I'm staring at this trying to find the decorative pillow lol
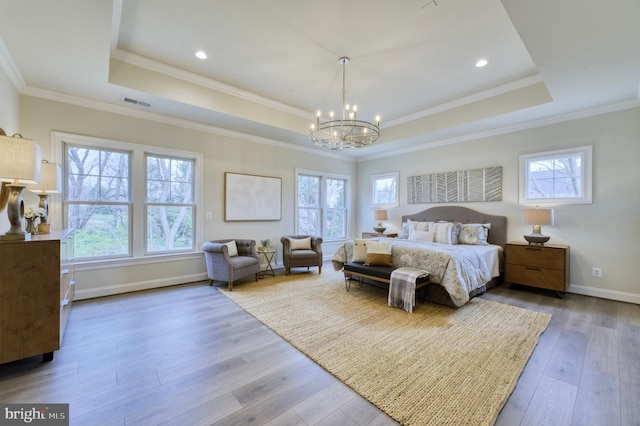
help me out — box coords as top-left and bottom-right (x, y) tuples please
(364, 240), (393, 267)
(402, 219), (432, 239)
(289, 237), (312, 250)
(352, 238), (368, 263)
(458, 223), (491, 245)
(224, 240), (238, 257)
(428, 222), (461, 245)
(411, 230), (435, 242)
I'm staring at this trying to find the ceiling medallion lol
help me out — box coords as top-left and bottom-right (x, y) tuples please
(309, 57), (380, 150)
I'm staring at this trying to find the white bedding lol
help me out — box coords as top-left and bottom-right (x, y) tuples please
(332, 238), (503, 307)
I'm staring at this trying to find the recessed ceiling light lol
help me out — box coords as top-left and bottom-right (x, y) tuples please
(475, 59), (488, 68)
(194, 50), (207, 60)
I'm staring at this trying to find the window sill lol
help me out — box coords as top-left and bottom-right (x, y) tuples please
(75, 252), (204, 272)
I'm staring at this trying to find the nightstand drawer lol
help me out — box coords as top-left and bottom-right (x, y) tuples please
(506, 264), (567, 291)
(506, 245), (565, 270)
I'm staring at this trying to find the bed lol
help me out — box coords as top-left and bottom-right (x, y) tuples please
(332, 206), (507, 307)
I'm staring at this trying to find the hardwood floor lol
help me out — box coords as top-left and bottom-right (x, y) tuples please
(1, 265), (638, 425)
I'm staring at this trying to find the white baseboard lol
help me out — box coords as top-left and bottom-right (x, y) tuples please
(568, 284), (640, 305)
(74, 272), (209, 300)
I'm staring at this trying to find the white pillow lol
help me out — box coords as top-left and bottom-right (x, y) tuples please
(402, 220), (433, 239)
(364, 240), (393, 267)
(411, 230), (435, 242)
(458, 223), (491, 245)
(224, 240), (238, 256)
(428, 222), (460, 245)
(352, 238), (368, 263)
(289, 237), (312, 250)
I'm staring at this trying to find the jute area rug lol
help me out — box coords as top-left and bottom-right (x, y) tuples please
(220, 269), (550, 426)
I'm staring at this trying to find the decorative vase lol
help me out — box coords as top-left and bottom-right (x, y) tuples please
(37, 223), (51, 234)
(25, 217), (38, 234)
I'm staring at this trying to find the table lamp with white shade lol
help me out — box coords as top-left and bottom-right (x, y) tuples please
(0, 130), (42, 240)
(28, 160), (62, 234)
(522, 207), (554, 245)
(373, 209), (388, 233)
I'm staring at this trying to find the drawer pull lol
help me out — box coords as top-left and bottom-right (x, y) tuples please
(525, 247), (542, 251)
(526, 267), (542, 271)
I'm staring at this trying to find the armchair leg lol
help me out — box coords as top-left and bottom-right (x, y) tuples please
(228, 281), (233, 291)
(318, 265), (322, 274)
(209, 279), (213, 286)
(285, 267), (290, 276)
(255, 273), (259, 281)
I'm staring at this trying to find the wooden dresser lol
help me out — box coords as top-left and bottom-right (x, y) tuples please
(506, 241), (569, 297)
(0, 229), (75, 364)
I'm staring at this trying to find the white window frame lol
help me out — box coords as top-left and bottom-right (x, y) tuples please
(519, 145), (592, 205)
(371, 172), (399, 208)
(295, 168), (350, 241)
(52, 132), (204, 266)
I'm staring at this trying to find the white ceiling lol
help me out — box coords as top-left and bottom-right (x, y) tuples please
(1, 0), (639, 159)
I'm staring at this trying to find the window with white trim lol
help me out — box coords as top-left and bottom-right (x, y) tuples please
(371, 172), (398, 208)
(519, 145), (592, 204)
(296, 170), (348, 240)
(58, 133), (202, 261)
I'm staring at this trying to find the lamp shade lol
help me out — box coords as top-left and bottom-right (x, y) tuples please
(374, 209), (388, 221)
(522, 208), (554, 226)
(0, 134), (42, 184)
(28, 161), (61, 193)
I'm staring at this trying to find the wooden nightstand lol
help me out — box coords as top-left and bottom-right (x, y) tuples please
(361, 232), (398, 238)
(506, 241), (570, 297)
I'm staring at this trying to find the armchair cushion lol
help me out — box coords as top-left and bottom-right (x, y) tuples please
(224, 240), (238, 256)
(288, 237), (311, 250)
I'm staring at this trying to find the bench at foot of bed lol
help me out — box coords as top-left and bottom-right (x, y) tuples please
(342, 262), (431, 301)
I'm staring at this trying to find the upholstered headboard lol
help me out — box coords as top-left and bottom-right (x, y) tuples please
(401, 206), (507, 250)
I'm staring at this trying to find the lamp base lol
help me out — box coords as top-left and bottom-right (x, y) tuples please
(523, 234), (550, 245)
(373, 227), (387, 233)
(1, 232), (31, 241)
(38, 223), (51, 234)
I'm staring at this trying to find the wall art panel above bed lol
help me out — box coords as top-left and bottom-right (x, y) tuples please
(407, 166), (502, 204)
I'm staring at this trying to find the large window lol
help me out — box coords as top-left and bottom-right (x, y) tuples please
(145, 155), (195, 254)
(519, 146), (592, 204)
(296, 170), (348, 240)
(67, 146), (131, 258)
(57, 133), (202, 262)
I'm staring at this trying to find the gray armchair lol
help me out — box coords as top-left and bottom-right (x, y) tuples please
(280, 235), (323, 276)
(202, 239), (260, 290)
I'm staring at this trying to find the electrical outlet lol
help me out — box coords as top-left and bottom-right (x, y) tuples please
(206, 211), (212, 220)
(592, 267), (602, 278)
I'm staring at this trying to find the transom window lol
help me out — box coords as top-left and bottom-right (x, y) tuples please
(371, 172), (398, 208)
(519, 145), (592, 204)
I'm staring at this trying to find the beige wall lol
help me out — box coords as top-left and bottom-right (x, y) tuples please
(19, 96), (357, 299)
(357, 107), (640, 303)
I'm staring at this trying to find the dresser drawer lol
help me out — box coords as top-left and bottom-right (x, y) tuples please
(507, 245), (566, 270)
(506, 264), (567, 291)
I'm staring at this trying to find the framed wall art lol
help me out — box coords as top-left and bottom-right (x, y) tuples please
(224, 172), (282, 221)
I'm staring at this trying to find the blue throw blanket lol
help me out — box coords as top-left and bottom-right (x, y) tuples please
(389, 267), (429, 313)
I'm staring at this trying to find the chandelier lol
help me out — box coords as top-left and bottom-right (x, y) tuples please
(309, 57), (380, 150)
